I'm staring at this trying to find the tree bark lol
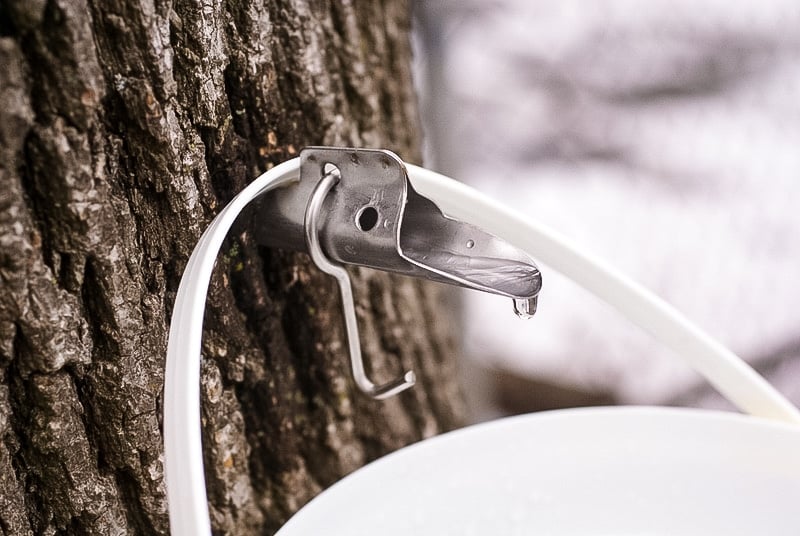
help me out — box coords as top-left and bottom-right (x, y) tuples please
(0, 1), (465, 534)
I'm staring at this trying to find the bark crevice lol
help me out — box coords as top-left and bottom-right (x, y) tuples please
(0, 1), (464, 534)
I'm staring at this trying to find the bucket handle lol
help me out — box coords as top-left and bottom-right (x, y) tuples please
(163, 152), (800, 536)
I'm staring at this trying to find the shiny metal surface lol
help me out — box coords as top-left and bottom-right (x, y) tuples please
(253, 147), (542, 302)
(304, 171), (416, 400)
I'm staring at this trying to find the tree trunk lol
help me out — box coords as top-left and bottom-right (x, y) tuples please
(0, 1), (465, 534)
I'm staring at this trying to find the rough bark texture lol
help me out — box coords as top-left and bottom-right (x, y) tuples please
(0, 1), (465, 534)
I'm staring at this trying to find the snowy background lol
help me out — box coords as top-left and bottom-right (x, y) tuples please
(412, 0), (800, 420)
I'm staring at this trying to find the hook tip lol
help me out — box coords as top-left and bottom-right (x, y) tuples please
(370, 370), (417, 400)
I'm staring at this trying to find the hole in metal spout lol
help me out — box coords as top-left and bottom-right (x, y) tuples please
(356, 206), (379, 232)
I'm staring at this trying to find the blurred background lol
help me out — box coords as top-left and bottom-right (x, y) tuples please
(411, 0), (800, 421)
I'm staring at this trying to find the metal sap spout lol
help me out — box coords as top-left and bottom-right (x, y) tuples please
(252, 147), (543, 313)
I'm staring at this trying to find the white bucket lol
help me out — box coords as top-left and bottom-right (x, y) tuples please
(164, 160), (800, 535)
(277, 406), (800, 535)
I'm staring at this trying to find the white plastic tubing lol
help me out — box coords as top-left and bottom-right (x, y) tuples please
(164, 158), (300, 536)
(164, 157), (800, 535)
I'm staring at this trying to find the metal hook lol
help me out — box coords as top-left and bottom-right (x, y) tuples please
(303, 167), (416, 400)
(250, 146), (540, 400)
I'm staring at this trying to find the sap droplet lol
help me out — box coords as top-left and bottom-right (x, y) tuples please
(513, 297), (538, 319)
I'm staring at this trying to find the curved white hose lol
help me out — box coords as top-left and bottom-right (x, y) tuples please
(407, 164), (800, 425)
(164, 157), (800, 535)
(164, 158), (300, 536)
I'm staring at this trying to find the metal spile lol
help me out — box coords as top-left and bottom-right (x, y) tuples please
(252, 147), (542, 399)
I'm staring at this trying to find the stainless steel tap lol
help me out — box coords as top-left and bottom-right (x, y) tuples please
(251, 147), (542, 398)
